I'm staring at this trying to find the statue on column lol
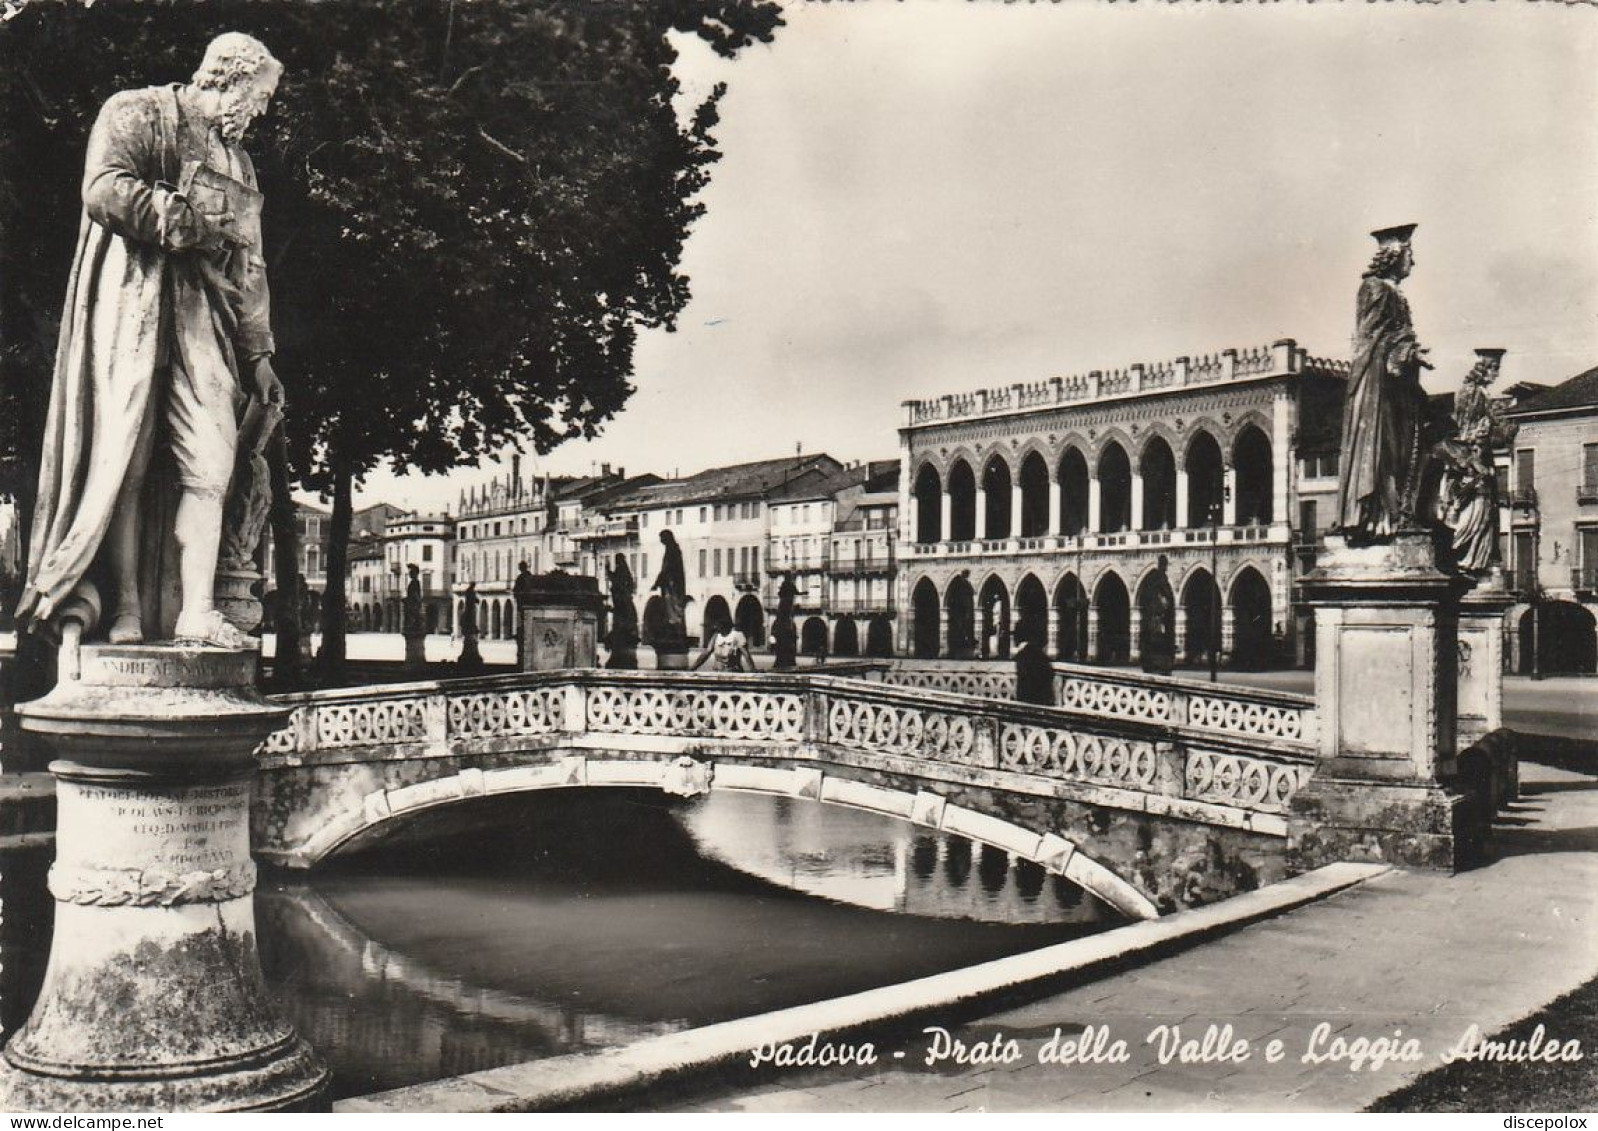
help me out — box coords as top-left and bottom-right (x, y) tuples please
(1334, 224), (1434, 543)
(771, 571), (799, 671)
(605, 553), (639, 669)
(651, 531), (689, 650)
(1434, 349), (1516, 576)
(402, 564), (423, 634)
(12, 34), (285, 649)
(457, 581), (483, 669)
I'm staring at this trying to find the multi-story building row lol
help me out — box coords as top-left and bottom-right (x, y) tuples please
(598, 453), (844, 649)
(450, 459), (659, 640)
(253, 348), (1596, 673)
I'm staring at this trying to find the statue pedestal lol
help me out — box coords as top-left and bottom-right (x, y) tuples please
(0, 644), (326, 1111)
(457, 631), (483, 670)
(403, 631), (426, 673)
(1287, 534), (1486, 872)
(1456, 580), (1512, 749)
(605, 636), (639, 671)
(1457, 579), (1517, 808)
(516, 574), (602, 672)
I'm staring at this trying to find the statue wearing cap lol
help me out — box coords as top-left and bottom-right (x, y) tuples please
(1335, 224), (1434, 542)
(1435, 348), (1516, 575)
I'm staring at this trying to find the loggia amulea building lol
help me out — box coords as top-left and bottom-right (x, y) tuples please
(896, 339), (1352, 669)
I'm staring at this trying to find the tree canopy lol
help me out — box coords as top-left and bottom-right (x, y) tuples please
(0, 0), (782, 505)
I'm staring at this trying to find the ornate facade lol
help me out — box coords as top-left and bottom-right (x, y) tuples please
(896, 338), (1350, 669)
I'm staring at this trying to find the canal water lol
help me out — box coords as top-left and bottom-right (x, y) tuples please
(2, 790), (1120, 1103)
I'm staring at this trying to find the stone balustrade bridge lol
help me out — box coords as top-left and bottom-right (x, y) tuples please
(254, 662), (1320, 920)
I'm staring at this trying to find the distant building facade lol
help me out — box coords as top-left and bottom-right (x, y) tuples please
(451, 461), (652, 641)
(618, 455), (843, 647)
(767, 460), (900, 658)
(346, 502), (407, 631)
(261, 501), (331, 629)
(381, 511), (455, 634)
(825, 461), (900, 658)
(1502, 366), (1598, 674)
(897, 338), (1350, 668)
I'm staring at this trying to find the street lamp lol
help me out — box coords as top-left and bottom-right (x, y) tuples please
(1529, 523), (1544, 681)
(1210, 479), (1230, 684)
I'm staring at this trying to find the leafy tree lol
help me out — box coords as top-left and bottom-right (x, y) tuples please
(0, 0), (781, 677)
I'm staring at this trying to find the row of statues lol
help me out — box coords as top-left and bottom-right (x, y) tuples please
(5, 33), (1511, 655)
(602, 536), (804, 671)
(1335, 223), (1516, 576)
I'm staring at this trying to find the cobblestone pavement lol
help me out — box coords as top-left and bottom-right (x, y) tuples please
(668, 761), (1598, 1112)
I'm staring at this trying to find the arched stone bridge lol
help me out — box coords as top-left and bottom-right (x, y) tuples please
(253, 667), (1319, 920)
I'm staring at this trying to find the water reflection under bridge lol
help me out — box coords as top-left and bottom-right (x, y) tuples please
(258, 790), (1116, 1100)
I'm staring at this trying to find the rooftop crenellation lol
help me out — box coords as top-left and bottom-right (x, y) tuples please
(902, 338), (1343, 427)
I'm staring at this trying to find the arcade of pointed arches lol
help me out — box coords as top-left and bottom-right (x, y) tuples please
(906, 559), (1278, 669)
(912, 418), (1277, 545)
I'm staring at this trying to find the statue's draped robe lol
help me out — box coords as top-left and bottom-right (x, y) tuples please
(608, 559), (638, 642)
(653, 543), (687, 636)
(1335, 274), (1426, 540)
(15, 85), (272, 637)
(1436, 382), (1502, 574)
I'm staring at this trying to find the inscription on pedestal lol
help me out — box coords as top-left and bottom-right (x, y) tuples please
(57, 781), (250, 879)
(80, 647), (256, 690)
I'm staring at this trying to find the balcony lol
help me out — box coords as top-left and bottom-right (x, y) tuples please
(1579, 481), (1598, 506)
(829, 597), (897, 617)
(732, 571), (762, 592)
(920, 525), (1288, 557)
(826, 552), (896, 577)
(1574, 567), (1598, 594)
(834, 517), (894, 534)
(572, 515), (639, 542)
(767, 550), (832, 574)
(1510, 486), (1539, 511)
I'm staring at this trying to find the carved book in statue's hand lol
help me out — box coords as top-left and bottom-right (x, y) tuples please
(178, 159), (263, 251)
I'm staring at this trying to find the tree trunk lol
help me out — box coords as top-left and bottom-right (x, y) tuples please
(316, 463), (353, 678)
(266, 428), (304, 690)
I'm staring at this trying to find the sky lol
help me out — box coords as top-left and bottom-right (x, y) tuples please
(345, 0), (1598, 513)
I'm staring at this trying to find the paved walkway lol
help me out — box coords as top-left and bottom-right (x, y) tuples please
(668, 760), (1598, 1112)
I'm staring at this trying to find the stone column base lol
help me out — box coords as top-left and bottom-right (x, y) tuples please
(1287, 774), (1485, 873)
(1, 644), (327, 1112)
(1, 1033), (326, 1113)
(403, 633), (427, 670)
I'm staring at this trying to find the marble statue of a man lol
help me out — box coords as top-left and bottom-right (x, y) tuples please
(1334, 223), (1433, 542)
(14, 33), (284, 648)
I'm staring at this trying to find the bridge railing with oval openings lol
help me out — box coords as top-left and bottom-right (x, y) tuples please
(258, 665), (1315, 821)
(836, 659), (1318, 752)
